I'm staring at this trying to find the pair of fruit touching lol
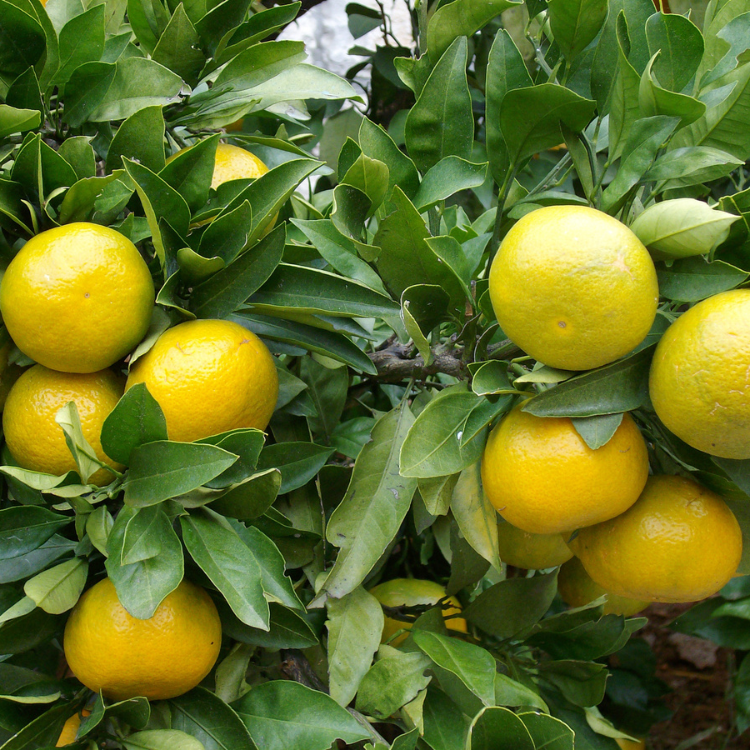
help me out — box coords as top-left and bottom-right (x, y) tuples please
(484, 205), (744, 607)
(491, 205), (750, 461)
(0, 143), (278, 485)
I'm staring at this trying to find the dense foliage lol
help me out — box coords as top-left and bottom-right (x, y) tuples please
(1, 0), (750, 747)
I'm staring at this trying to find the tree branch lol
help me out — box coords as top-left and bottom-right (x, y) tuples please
(368, 344), (467, 382)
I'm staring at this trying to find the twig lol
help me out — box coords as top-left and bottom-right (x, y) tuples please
(368, 344), (467, 381)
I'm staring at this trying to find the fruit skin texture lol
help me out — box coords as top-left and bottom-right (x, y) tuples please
(481, 405), (649, 535)
(3, 365), (124, 485)
(126, 319), (278, 442)
(212, 142), (269, 188)
(370, 578), (467, 646)
(56, 710), (90, 747)
(571, 475), (742, 603)
(64, 578), (222, 701)
(649, 289), (750, 459)
(489, 205), (658, 371)
(558, 557), (648, 616)
(496, 519), (573, 569)
(0, 223), (154, 373)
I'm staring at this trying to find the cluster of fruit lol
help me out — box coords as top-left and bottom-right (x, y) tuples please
(483, 205), (745, 608)
(0, 145), (279, 707)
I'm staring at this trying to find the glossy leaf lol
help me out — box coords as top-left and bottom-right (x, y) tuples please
(548, 0), (607, 62)
(101, 383), (168, 466)
(23, 558), (87, 615)
(326, 586), (384, 707)
(405, 38), (473, 173)
(467, 706), (535, 750)
(181, 509), (269, 629)
(234, 681), (368, 750)
(523, 346), (655, 418)
(413, 158), (488, 212)
(571, 413), (624, 450)
(123, 441), (238, 507)
(319, 404), (416, 601)
(0, 507), (70, 560)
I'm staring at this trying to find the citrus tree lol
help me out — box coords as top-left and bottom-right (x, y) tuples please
(0, 0), (750, 748)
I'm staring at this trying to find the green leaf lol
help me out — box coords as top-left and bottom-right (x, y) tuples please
(413, 158), (488, 212)
(450, 461), (501, 570)
(413, 630), (495, 706)
(522, 345), (654, 417)
(463, 571), (559, 637)
(657, 256), (750, 302)
(58, 173), (120, 224)
(630, 198), (739, 259)
(485, 29), (532, 185)
(400, 388), (485, 478)
(645, 11), (704, 93)
(53, 5), (105, 86)
(646, 146), (743, 186)
(101, 383), (168, 466)
(341, 153), (389, 215)
(62, 61), (116, 127)
(300, 356), (348, 443)
(152, 4), (205, 85)
(639, 55), (706, 127)
(548, 0), (607, 62)
(125, 158), (191, 264)
(217, 4), (301, 62)
(471, 361), (514, 396)
(495, 675), (549, 711)
(198, 429), (266, 489)
(0, 535), (76, 585)
(571, 413), (624, 449)
(426, 0), (521, 61)
(292, 219), (387, 294)
(500, 84), (596, 166)
(210, 469), (281, 521)
(199, 201), (254, 265)
(234, 681), (369, 750)
(359, 117), (420, 199)
(107, 105), (166, 173)
(355, 647), (432, 720)
(23, 558), (87, 615)
(233, 313), (377, 374)
(249, 263), (399, 319)
(160, 134), (218, 215)
(256, 442), (333, 494)
(405, 37), (473, 173)
(467, 706), (535, 750)
(319, 404), (417, 601)
(106, 505), (183, 618)
(221, 600), (316, 649)
(56, 400), (113, 484)
(121, 505), (172, 564)
(418, 474), (458, 517)
(181, 508), (269, 629)
(0, 702), (74, 750)
(122, 729), (205, 750)
(0, 104), (40, 139)
(195, 0), (253, 54)
(518, 713), (573, 748)
(87, 57), (184, 122)
(169, 687), (258, 750)
(0, 0), (46, 90)
(326, 586), (384, 707)
(423, 687), (469, 750)
(0, 507), (70, 560)
(123, 441), (238, 507)
(190, 225), (285, 318)
(540, 661), (608, 707)
(673, 61), (750, 162)
(374, 188), (467, 312)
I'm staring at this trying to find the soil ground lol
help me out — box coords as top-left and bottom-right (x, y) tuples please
(639, 604), (749, 749)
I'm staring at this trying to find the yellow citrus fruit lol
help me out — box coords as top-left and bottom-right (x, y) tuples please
(55, 710), (90, 747)
(570, 475), (742, 603)
(0, 223), (154, 373)
(126, 319), (278, 442)
(496, 519), (573, 569)
(370, 578), (467, 646)
(617, 739), (646, 750)
(0, 342), (23, 411)
(489, 206), (658, 371)
(64, 578), (222, 701)
(650, 289), (750, 459)
(481, 405), (649, 534)
(3, 365), (124, 485)
(558, 557), (648, 616)
(212, 142), (269, 188)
